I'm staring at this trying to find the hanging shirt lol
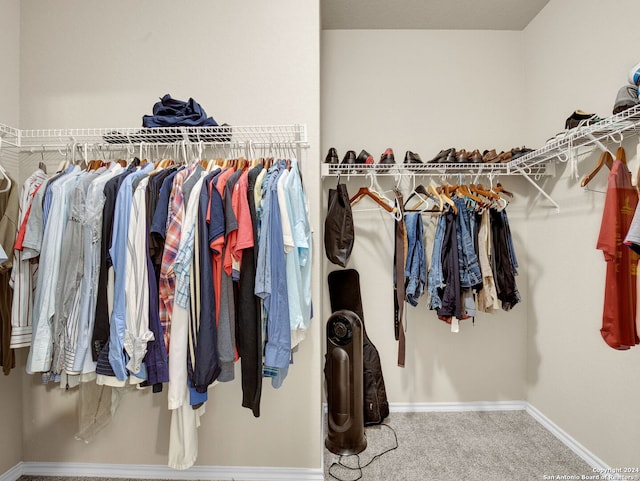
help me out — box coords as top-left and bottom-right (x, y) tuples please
(490, 208), (521, 311)
(53, 170), (100, 376)
(262, 164), (291, 373)
(104, 163), (153, 382)
(9, 168), (48, 349)
(437, 209), (462, 322)
(476, 209), (500, 313)
(215, 167), (240, 382)
(597, 158), (639, 349)
(170, 170), (206, 410)
(28, 167), (81, 374)
(92, 163), (138, 363)
(159, 166), (193, 352)
(230, 170), (254, 280)
(124, 176), (154, 375)
(286, 159), (312, 330)
(0, 175), (19, 374)
(72, 164), (123, 376)
(192, 169), (221, 394)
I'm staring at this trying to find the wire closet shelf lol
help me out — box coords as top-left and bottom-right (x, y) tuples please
(0, 124), (309, 151)
(321, 103), (640, 179)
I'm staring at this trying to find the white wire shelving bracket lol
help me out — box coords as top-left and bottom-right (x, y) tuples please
(0, 124), (309, 154)
(320, 104), (640, 212)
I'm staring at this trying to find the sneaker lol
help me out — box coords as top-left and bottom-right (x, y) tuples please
(564, 110), (602, 130)
(612, 84), (639, 115)
(629, 61), (640, 86)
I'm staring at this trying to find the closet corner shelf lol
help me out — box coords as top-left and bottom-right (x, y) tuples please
(321, 104), (640, 212)
(0, 123), (309, 150)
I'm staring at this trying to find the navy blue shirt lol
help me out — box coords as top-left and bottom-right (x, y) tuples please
(191, 171), (223, 392)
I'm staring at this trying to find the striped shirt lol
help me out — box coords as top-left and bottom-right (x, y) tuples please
(9, 169), (48, 348)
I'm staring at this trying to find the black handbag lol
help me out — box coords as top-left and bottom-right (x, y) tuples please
(324, 182), (355, 267)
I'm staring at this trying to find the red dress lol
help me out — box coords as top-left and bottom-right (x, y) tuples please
(597, 158), (640, 349)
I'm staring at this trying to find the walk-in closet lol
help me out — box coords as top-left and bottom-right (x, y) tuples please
(0, 1), (639, 480)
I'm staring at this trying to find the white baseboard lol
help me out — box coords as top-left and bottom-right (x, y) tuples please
(20, 462), (324, 480)
(0, 401), (611, 481)
(389, 400), (528, 412)
(525, 404), (609, 473)
(0, 463), (22, 481)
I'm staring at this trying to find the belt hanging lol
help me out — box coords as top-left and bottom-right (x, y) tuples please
(393, 189), (406, 367)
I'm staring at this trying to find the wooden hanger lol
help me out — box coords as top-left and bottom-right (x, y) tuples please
(470, 183), (499, 200)
(493, 182), (514, 198)
(349, 186), (395, 213)
(580, 151), (613, 187)
(457, 184), (483, 204)
(428, 184), (444, 211)
(437, 185), (458, 214)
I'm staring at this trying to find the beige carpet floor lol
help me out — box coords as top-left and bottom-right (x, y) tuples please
(19, 410), (596, 481)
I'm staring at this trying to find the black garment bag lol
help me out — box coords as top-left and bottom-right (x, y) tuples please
(324, 182), (355, 267)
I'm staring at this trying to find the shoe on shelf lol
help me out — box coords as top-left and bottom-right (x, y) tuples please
(404, 151), (423, 164)
(325, 147), (339, 164)
(378, 148), (395, 173)
(356, 149), (374, 166)
(442, 149), (456, 163)
(564, 110), (602, 130)
(612, 84), (639, 115)
(498, 151), (512, 163)
(510, 146), (534, 161)
(469, 149), (483, 163)
(455, 149), (469, 162)
(341, 150), (357, 167)
(482, 149), (499, 163)
(429, 147), (454, 163)
(629, 61), (640, 86)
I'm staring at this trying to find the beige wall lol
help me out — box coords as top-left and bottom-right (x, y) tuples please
(0, 0), (24, 475)
(5, 0), (640, 474)
(523, 0), (640, 467)
(321, 29), (529, 403)
(18, 0), (321, 469)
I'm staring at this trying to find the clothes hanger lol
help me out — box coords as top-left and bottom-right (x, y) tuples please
(492, 182), (514, 198)
(349, 186), (395, 213)
(437, 184), (458, 214)
(458, 184), (483, 204)
(615, 146), (627, 165)
(0, 139), (11, 193)
(405, 182), (440, 212)
(470, 183), (499, 200)
(428, 183), (444, 210)
(580, 150), (614, 188)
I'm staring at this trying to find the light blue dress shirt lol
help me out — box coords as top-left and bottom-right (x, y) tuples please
(108, 163), (153, 381)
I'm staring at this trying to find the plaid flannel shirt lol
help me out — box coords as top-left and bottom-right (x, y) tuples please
(158, 166), (192, 352)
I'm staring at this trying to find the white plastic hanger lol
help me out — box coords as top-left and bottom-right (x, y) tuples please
(0, 138), (12, 193)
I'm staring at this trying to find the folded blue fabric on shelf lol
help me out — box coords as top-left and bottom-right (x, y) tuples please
(143, 93), (219, 128)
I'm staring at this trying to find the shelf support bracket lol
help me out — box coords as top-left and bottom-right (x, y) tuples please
(511, 164), (560, 213)
(585, 131), (615, 156)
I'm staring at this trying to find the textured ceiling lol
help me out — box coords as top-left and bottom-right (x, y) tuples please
(322, 0), (550, 30)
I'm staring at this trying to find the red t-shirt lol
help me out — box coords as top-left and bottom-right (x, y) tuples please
(597, 159), (640, 349)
